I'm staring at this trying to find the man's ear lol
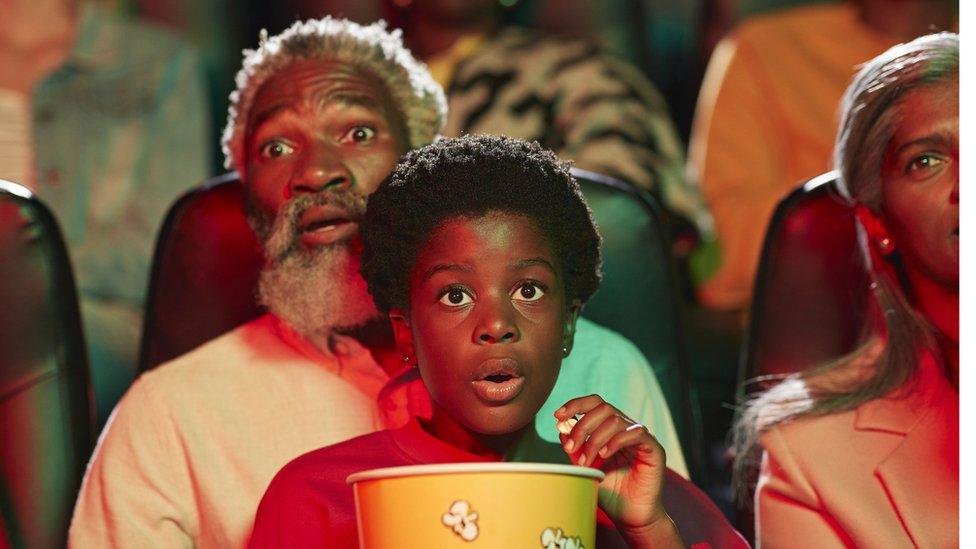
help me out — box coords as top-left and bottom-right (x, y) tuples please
(388, 308), (416, 364)
(855, 204), (897, 256)
(561, 300), (582, 357)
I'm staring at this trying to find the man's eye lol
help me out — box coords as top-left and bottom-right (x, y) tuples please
(511, 282), (545, 303)
(439, 287), (473, 306)
(259, 141), (295, 159)
(906, 154), (945, 175)
(343, 125), (377, 143)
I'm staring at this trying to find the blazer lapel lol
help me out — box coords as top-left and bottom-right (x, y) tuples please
(855, 360), (959, 547)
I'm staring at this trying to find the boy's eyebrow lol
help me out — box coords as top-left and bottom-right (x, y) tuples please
(422, 263), (474, 280)
(511, 257), (557, 273)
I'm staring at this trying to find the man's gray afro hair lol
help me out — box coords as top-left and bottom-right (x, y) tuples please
(221, 16), (447, 172)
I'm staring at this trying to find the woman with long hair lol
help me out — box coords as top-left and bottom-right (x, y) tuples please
(733, 32), (958, 547)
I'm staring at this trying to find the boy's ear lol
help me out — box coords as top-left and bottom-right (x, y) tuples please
(561, 300), (582, 357)
(388, 308), (416, 365)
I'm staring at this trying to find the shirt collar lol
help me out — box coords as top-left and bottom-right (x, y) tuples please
(271, 313), (373, 361)
(64, 5), (116, 71)
(390, 417), (495, 465)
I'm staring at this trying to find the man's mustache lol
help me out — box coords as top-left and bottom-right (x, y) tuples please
(263, 190), (368, 263)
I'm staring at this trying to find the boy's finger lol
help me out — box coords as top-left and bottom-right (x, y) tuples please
(555, 394), (605, 419)
(579, 413), (634, 466)
(599, 427), (665, 468)
(564, 401), (615, 455)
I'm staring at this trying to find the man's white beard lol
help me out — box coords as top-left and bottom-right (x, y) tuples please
(254, 192), (381, 341)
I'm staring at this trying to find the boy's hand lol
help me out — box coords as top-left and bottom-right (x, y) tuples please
(555, 395), (683, 549)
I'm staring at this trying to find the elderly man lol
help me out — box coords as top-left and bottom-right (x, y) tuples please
(70, 17), (686, 547)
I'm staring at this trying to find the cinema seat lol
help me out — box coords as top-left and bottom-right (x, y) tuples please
(138, 169), (702, 480)
(662, 469), (749, 548)
(571, 169), (702, 480)
(740, 172), (872, 392)
(0, 180), (94, 548)
(137, 173), (264, 370)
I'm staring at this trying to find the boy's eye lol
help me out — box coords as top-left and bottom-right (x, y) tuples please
(342, 125), (377, 144)
(259, 140), (295, 159)
(511, 282), (545, 303)
(439, 287), (473, 306)
(905, 153), (945, 176)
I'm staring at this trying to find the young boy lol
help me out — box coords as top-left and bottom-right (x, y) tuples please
(249, 136), (740, 547)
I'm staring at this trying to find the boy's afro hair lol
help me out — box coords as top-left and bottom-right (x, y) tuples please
(361, 134), (602, 313)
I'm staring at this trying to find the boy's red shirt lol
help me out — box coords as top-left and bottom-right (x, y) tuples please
(248, 419), (745, 548)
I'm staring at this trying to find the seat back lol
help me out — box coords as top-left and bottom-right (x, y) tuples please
(139, 170), (701, 478)
(0, 180), (94, 549)
(571, 169), (701, 479)
(138, 173), (264, 370)
(662, 469), (749, 548)
(740, 172), (871, 390)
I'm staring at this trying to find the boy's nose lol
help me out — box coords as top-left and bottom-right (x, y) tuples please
(474, 303), (520, 345)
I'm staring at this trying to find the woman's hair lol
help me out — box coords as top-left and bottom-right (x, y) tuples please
(731, 32), (959, 503)
(360, 134), (602, 314)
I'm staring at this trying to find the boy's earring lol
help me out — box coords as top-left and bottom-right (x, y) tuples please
(878, 237), (894, 254)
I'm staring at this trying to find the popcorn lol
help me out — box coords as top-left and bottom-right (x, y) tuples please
(555, 414), (583, 435)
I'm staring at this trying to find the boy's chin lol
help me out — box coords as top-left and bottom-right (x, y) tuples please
(467, 413), (534, 438)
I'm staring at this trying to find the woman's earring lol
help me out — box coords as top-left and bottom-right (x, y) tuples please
(561, 346), (570, 357)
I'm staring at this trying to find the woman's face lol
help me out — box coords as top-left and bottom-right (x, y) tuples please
(393, 213), (578, 436)
(879, 78), (959, 289)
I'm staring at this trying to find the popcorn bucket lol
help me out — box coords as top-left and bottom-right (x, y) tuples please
(347, 463), (604, 548)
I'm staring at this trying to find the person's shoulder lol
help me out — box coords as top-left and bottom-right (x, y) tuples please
(763, 403), (858, 449)
(268, 431), (399, 492)
(478, 26), (602, 67)
(83, 7), (202, 92)
(558, 317), (658, 405)
(136, 315), (284, 394)
(93, 7), (197, 57)
(572, 317), (649, 368)
(148, 315), (273, 367)
(736, 3), (852, 37)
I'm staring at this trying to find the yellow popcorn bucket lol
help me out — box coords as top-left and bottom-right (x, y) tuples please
(347, 463), (604, 548)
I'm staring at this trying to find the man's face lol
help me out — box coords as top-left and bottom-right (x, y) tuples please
(243, 60), (409, 338)
(244, 59), (408, 241)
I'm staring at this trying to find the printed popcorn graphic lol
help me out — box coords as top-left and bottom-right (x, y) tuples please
(441, 500), (479, 541)
(540, 527), (585, 549)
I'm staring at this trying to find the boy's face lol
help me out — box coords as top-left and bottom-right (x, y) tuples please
(392, 213), (579, 436)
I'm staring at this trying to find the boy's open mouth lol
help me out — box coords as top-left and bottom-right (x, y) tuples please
(471, 359), (525, 404)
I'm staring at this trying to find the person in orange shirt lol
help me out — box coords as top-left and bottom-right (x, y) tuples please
(732, 32), (958, 547)
(688, 0), (956, 310)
